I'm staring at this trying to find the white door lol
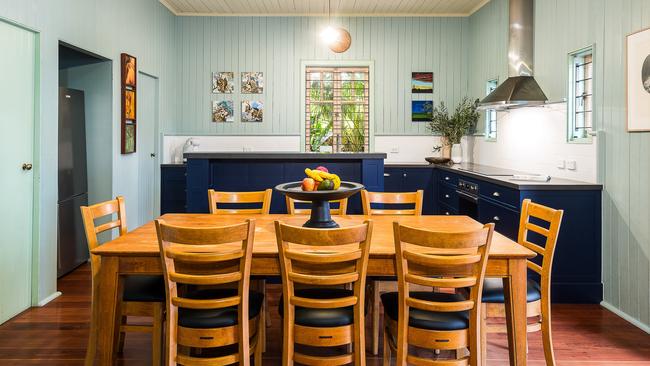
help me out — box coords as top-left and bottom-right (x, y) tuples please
(0, 21), (36, 323)
(137, 73), (158, 226)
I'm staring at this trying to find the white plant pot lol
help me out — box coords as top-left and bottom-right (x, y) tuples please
(451, 143), (462, 164)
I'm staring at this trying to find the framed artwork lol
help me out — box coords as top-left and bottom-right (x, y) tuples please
(122, 123), (136, 154)
(213, 72), (234, 94)
(626, 27), (650, 131)
(411, 72), (433, 93)
(120, 53), (137, 154)
(241, 100), (263, 122)
(124, 90), (136, 120)
(241, 72), (264, 93)
(212, 100), (234, 122)
(412, 100), (433, 122)
(121, 54), (137, 88)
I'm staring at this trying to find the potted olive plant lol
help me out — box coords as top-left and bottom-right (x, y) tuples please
(427, 97), (480, 164)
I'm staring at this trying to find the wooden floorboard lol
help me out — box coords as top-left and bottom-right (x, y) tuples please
(0, 264), (648, 365)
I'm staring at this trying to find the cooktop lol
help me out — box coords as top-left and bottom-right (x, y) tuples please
(455, 163), (528, 176)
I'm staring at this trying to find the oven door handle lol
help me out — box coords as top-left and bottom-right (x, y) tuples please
(456, 190), (479, 203)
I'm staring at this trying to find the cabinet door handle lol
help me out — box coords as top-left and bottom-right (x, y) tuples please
(493, 216), (500, 221)
(384, 173), (391, 177)
(492, 191), (500, 197)
(444, 194), (450, 198)
(444, 176), (450, 181)
(403, 173), (407, 177)
(445, 211), (450, 215)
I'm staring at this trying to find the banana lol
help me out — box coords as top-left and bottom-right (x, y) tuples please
(332, 175), (341, 190)
(305, 168), (324, 182)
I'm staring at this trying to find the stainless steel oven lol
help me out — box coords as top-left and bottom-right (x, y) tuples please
(456, 179), (479, 220)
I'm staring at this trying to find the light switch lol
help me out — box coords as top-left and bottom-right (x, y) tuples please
(566, 160), (577, 170)
(557, 159), (566, 169)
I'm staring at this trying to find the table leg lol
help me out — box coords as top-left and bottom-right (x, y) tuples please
(96, 257), (121, 365)
(503, 258), (527, 366)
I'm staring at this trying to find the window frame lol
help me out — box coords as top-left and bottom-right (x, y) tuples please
(567, 44), (595, 144)
(300, 60), (374, 152)
(485, 78), (499, 141)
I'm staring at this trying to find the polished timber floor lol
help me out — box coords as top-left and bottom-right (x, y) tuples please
(0, 264), (649, 365)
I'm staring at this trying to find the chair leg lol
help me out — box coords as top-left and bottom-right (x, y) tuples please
(541, 299), (556, 366)
(254, 318), (263, 366)
(261, 280), (267, 353)
(282, 311), (294, 366)
(371, 280), (380, 355)
(152, 304), (164, 366)
(85, 298), (98, 366)
(116, 315), (127, 353)
(481, 303), (487, 366)
(382, 327), (391, 366)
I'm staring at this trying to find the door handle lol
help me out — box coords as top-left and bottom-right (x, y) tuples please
(492, 191), (500, 197)
(384, 173), (391, 177)
(150, 153), (156, 158)
(493, 216), (500, 221)
(22, 163), (33, 171)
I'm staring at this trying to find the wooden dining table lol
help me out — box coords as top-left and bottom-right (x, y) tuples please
(91, 214), (535, 365)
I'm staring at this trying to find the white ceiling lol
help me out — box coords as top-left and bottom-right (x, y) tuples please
(159, 0), (491, 17)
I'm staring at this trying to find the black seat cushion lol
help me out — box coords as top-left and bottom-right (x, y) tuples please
(279, 288), (365, 328)
(381, 292), (470, 331)
(178, 289), (264, 329)
(482, 278), (541, 303)
(122, 275), (166, 302)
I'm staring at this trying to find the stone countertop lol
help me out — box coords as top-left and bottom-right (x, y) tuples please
(183, 152), (388, 160)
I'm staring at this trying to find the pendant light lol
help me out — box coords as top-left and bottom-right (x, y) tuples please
(319, 0), (351, 53)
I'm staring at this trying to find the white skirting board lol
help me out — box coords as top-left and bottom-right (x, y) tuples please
(601, 301), (650, 334)
(36, 291), (62, 307)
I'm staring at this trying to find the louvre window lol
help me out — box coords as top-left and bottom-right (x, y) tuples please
(485, 79), (498, 140)
(568, 47), (593, 141)
(305, 66), (369, 152)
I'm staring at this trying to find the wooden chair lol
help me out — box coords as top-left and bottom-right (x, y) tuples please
(208, 189), (272, 214)
(382, 222), (494, 365)
(361, 189), (424, 216)
(481, 199), (563, 366)
(285, 196), (348, 215)
(361, 189), (424, 355)
(155, 218), (263, 366)
(274, 220), (373, 366)
(80, 196), (165, 366)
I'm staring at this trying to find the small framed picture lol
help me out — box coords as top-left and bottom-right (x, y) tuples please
(213, 72), (234, 94)
(241, 100), (263, 122)
(626, 27), (650, 131)
(212, 100), (234, 122)
(122, 122), (136, 154)
(124, 90), (136, 120)
(412, 100), (433, 122)
(241, 72), (264, 94)
(412, 72), (433, 93)
(121, 54), (137, 88)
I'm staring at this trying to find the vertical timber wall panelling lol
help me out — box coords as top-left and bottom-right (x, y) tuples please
(170, 16), (469, 136)
(536, 0), (650, 330)
(0, 0), (177, 304)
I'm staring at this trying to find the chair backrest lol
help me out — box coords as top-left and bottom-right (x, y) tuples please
(80, 196), (128, 278)
(208, 189), (272, 214)
(361, 190), (423, 216)
(285, 196), (348, 216)
(155, 219), (256, 363)
(517, 199), (563, 291)
(393, 221), (494, 326)
(274, 220), (373, 319)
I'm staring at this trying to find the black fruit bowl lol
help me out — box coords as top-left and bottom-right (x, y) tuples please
(275, 181), (364, 228)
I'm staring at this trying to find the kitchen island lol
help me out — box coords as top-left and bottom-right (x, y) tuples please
(183, 152), (386, 214)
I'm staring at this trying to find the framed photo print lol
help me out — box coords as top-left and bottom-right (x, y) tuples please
(124, 89), (136, 120)
(411, 72), (433, 93)
(241, 100), (263, 122)
(212, 100), (234, 122)
(626, 27), (650, 131)
(122, 122), (136, 154)
(121, 53), (137, 88)
(213, 72), (234, 94)
(241, 72), (264, 94)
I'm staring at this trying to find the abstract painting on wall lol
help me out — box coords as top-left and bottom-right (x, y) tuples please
(411, 72), (433, 93)
(213, 72), (234, 94)
(124, 90), (136, 120)
(241, 72), (264, 93)
(241, 100), (263, 122)
(123, 123), (136, 154)
(122, 54), (137, 88)
(212, 100), (234, 122)
(412, 100), (433, 122)
(626, 27), (650, 131)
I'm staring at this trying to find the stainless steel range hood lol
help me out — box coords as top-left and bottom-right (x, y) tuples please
(478, 0), (547, 110)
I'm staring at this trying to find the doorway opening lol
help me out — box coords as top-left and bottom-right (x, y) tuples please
(57, 42), (112, 277)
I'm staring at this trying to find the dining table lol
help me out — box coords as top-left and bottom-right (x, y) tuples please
(91, 213), (535, 365)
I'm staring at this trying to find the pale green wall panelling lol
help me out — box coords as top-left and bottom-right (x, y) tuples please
(169, 16), (469, 136)
(0, 0), (177, 304)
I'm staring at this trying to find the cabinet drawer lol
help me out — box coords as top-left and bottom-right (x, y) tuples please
(438, 171), (458, 187)
(479, 181), (519, 208)
(437, 184), (459, 210)
(478, 199), (520, 240)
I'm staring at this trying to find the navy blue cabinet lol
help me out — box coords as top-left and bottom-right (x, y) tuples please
(383, 166), (435, 214)
(161, 165), (187, 214)
(433, 167), (602, 303)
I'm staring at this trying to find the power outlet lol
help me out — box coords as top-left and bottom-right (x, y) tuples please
(557, 159), (566, 169)
(390, 146), (399, 153)
(242, 146), (253, 152)
(566, 160), (577, 170)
